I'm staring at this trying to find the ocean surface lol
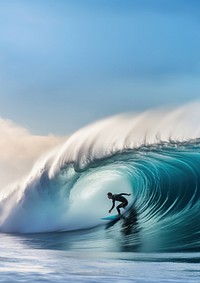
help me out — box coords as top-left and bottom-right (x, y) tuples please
(1, 105), (200, 282)
(0, 230), (200, 283)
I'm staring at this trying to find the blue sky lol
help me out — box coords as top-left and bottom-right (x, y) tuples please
(0, 0), (200, 135)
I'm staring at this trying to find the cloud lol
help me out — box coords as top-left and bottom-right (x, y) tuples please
(0, 117), (66, 188)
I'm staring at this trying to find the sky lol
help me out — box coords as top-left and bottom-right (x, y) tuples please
(0, 0), (200, 135)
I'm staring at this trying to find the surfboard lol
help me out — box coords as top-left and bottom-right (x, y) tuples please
(101, 214), (120, 221)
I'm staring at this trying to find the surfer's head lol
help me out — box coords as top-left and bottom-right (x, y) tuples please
(107, 192), (113, 199)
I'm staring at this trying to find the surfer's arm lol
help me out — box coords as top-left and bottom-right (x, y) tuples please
(109, 200), (115, 213)
(120, 193), (131, 196)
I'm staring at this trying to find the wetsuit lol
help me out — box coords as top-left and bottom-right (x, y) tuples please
(110, 193), (129, 215)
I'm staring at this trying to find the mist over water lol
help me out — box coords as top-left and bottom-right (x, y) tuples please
(0, 117), (65, 188)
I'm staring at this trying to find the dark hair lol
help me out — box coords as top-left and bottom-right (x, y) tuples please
(107, 192), (112, 196)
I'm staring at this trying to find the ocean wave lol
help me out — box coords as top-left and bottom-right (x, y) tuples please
(0, 102), (200, 252)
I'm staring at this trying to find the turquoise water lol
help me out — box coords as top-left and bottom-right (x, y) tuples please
(1, 141), (200, 252)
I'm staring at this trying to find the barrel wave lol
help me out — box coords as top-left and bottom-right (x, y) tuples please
(0, 103), (200, 253)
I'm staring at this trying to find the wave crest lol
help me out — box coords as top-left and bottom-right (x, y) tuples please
(0, 102), (200, 253)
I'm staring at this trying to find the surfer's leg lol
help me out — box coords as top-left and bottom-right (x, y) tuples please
(116, 204), (121, 215)
(117, 202), (126, 215)
(122, 200), (128, 209)
(117, 201), (128, 215)
(117, 203), (123, 215)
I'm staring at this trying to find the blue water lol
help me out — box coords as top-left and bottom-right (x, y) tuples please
(0, 230), (200, 282)
(1, 107), (200, 282)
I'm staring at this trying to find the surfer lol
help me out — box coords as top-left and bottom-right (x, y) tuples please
(107, 192), (131, 215)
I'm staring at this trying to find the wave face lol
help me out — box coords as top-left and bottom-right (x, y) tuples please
(0, 103), (200, 252)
